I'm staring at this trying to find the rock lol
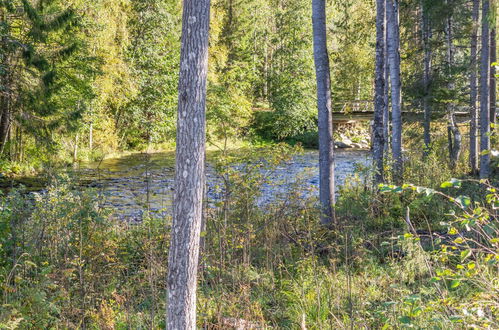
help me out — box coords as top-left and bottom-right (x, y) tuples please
(221, 317), (263, 329)
(351, 143), (362, 148)
(335, 141), (352, 148)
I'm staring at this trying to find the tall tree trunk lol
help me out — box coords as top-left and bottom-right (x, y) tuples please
(470, 0), (480, 175)
(490, 27), (497, 130)
(312, 0), (335, 225)
(383, 35), (390, 156)
(373, 0), (386, 184)
(446, 2), (462, 170)
(386, 0), (403, 183)
(89, 121), (93, 151)
(480, 0), (491, 179)
(422, 0), (432, 156)
(166, 0), (211, 327)
(0, 33), (10, 158)
(73, 134), (79, 163)
(0, 96), (10, 157)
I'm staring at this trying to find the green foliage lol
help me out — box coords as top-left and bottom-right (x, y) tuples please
(0, 146), (497, 328)
(266, 0), (316, 139)
(0, 177), (169, 328)
(0, 0), (96, 159)
(377, 180), (499, 328)
(329, 0), (375, 101)
(120, 0), (181, 148)
(207, 85), (252, 143)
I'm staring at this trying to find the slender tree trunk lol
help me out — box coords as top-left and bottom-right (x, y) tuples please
(0, 11), (8, 157)
(89, 121), (93, 151)
(373, 0), (386, 184)
(445, 3), (462, 169)
(312, 0), (335, 225)
(422, 0), (432, 156)
(0, 49), (10, 157)
(166, 0), (211, 327)
(383, 34), (390, 156)
(480, 0), (491, 179)
(386, 0), (403, 183)
(490, 27), (497, 130)
(470, 0), (479, 175)
(73, 134), (79, 163)
(0, 97), (10, 157)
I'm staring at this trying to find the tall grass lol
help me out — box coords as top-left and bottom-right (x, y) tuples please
(0, 142), (497, 329)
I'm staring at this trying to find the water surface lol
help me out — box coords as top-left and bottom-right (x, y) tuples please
(79, 149), (370, 221)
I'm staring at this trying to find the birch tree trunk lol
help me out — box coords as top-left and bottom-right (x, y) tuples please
(422, 0), (432, 156)
(480, 0), (491, 179)
(445, 3), (462, 170)
(166, 0), (211, 328)
(312, 0), (335, 225)
(470, 0), (479, 175)
(386, 0), (403, 183)
(89, 121), (93, 151)
(490, 27), (496, 130)
(383, 35), (390, 156)
(373, 0), (386, 184)
(73, 134), (79, 163)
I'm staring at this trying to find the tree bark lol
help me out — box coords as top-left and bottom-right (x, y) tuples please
(312, 0), (335, 225)
(166, 0), (211, 328)
(386, 0), (403, 183)
(0, 96), (10, 157)
(73, 134), (79, 163)
(89, 121), (93, 151)
(470, 0), (479, 175)
(383, 33), (390, 156)
(480, 0), (491, 179)
(0, 30), (10, 158)
(445, 2), (461, 170)
(422, 0), (432, 156)
(490, 27), (496, 130)
(373, 0), (386, 184)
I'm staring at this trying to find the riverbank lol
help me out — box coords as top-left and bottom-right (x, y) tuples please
(0, 145), (496, 328)
(0, 138), (263, 181)
(79, 147), (370, 221)
(0, 132), (372, 192)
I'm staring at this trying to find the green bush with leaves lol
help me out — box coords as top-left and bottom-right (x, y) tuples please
(378, 179), (499, 328)
(0, 177), (169, 328)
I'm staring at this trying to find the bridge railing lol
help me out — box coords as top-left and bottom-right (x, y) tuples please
(332, 101), (474, 115)
(332, 100), (374, 113)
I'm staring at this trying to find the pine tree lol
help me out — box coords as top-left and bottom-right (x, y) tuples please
(0, 0), (94, 159)
(123, 0), (181, 148)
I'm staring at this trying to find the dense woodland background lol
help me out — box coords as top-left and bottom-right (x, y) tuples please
(2, 0), (493, 170)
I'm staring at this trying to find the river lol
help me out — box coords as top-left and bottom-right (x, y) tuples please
(78, 149), (370, 222)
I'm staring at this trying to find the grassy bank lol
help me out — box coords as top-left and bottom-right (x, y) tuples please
(0, 141), (497, 329)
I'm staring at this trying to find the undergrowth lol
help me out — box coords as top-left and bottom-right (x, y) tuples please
(0, 144), (497, 329)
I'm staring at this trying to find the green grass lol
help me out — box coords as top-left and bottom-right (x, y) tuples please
(0, 139), (497, 329)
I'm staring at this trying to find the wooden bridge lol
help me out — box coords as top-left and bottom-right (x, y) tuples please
(331, 100), (470, 124)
